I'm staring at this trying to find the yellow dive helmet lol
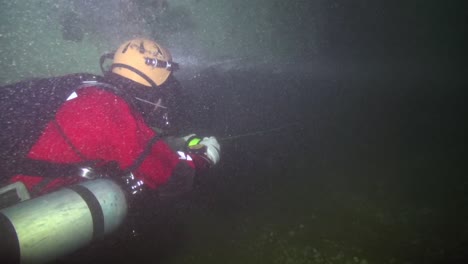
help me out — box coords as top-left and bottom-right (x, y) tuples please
(110, 38), (178, 87)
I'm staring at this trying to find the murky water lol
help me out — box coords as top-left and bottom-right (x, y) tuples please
(1, 1), (467, 263)
(55, 70), (467, 264)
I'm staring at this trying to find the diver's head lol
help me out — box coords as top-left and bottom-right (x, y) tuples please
(101, 38), (179, 88)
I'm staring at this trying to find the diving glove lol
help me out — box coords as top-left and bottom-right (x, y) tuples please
(184, 135), (221, 166)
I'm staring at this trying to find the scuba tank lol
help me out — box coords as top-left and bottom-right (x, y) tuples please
(0, 179), (127, 264)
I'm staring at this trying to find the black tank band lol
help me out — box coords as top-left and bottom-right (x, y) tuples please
(67, 185), (105, 239)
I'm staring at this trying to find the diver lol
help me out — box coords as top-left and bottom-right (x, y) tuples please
(0, 38), (221, 205)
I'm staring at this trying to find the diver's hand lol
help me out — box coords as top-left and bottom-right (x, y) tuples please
(185, 136), (221, 166)
(198, 136), (221, 165)
(182, 134), (197, 142)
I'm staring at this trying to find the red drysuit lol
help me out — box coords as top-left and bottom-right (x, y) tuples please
(9, 86), (201, 195)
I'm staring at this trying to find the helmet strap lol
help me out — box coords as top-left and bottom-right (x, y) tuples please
(111, 63), (159, 88)
(99, 52), (115, 75)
